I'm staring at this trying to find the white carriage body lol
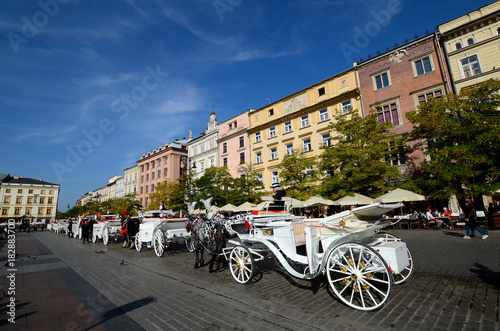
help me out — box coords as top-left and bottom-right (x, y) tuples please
(136, 211), (189, 249)
(92, 215), (120, 241)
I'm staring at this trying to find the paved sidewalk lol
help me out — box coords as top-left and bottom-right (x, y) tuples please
(0, 231), (143, 330)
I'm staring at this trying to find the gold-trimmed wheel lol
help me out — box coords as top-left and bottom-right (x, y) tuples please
(229, 246), (254, 284)
(135, 235), (143, 252)
(374, 234), (414, 285)
(326, 242), (392, 311)
(103, 227), (109, 245)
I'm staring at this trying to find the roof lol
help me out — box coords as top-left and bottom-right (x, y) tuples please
(1, 175), (59, 186)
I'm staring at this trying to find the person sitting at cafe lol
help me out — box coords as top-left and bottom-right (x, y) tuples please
(426, 207), (444, 229)
(442, 207), (452, 217)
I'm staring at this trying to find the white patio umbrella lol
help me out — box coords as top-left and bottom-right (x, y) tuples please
(219, 203), (237, 212)
(374, 188), (425, 203)
(303, 195), (335, 207)
(333, 193), (374, 206)
(234, 201), (255, 212)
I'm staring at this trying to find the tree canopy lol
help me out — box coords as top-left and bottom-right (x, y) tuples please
(278, 149), (318, 200)
(407, 79), (500, 197)
(318, 110), (404, 199)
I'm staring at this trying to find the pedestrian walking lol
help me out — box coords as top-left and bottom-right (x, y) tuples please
(82, 218), (90, 243)
(464, 199), (488, 240)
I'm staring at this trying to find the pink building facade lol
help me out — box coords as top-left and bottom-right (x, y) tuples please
(356, 33), (452, 172)
(136, 139), (188, 208)
(218, 111), (251, 178)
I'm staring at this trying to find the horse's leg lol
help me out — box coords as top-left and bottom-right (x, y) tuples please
(194, 243), (200, 269)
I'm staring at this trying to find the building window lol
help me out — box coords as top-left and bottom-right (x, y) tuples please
(234, 121), (237, 128)
(284, 121), (292, 133)
(48, 198), (53, 204)
(461, 55), (481, 78)
(146, 174), (149, 182)
(200, 161), (205, 172)
(256, 152), (262, 164)
(164, 168), (168, 178)
(146, 163), (149, 171)
(141, 175), (144, 183)
(228, 123), (232, 129)
(256, 174), (263, 189)
(38, 208), (43, 215)
(16, 197), (22, 204)
(41, 190), (45, 194)
(151, 161), (155, 169)
(3, 197), (9, 204)
(223, 142), (227, 153)
(5, 189), (10, 193)
(223, 158), (228, 166)
(27, 197), (32, 204)
(386, 144), (408, 166)
(269, 108), (274, 116)
(240, 153), (245, 164)
(305, 166), (313, 175)
(17, 189), (22, 194)
(301, 115), (309, 128)
(303, 138), (311, 152)
(374, 72), (390, 90)
(2, 208), (8, 215)
(269, 126), (276, 138)
(377, 103), (400, 126)
(286, 144), (293, 156)
(151, 184), (154, 192)
(29, 189), (33, 194)
(272, 171), (279, 184)
(467, 38), (474, 46)
(151, 172), (155, 180)
(164, 156), (168, 164)
(15, 208), (20, 215)
(255, 132), (261, 143)
(414, 56), (432, 76)
(455, 42), (462, 50)
(239, 136), (244, 148)
(26, 208), (31, 215)
(322, 133), (331, 147)
(46, 208), (52, 215)
(318, 87), (325, 96)
(146, 185), (149, 193)
(158, 159), (161, 167)
(319, 108), (328, 121)
(418, 90), (442, 103)
(158, 170), (161, 179)
(40, 197), (45, 204)
(140, 186), (143, 194)
(270, 148), (278, 160)
(210, 158), (215, 167)
(341, 100), (352, 115)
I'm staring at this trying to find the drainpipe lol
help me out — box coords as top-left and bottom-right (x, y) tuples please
(435, 30), (456, 95)
(353, 62), (364, 118)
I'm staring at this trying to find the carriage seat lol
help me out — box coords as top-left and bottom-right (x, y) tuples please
(292, 221), (320, 246)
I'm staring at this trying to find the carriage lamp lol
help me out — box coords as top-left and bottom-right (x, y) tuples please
(261, 228), (273, 235)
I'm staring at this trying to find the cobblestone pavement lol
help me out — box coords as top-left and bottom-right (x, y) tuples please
(0, 228), (499, 331)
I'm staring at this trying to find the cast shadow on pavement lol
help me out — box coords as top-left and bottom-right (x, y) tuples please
(83, 295), (156, 331)
(470, 263), (500, 290)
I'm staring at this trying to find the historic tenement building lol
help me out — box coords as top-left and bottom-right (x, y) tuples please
(356, 33), (452, 170)
(187, 112), (219, 179)
(249, 68), (362, 190)
(218, 110), (251, 178)
(438, 1), (500, 92)
(137, 138), (188, 208)
(0, 174), (60, 224)
(124, 165), (138, 196)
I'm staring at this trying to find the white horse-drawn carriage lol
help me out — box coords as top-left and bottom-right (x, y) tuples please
(135, 210), (190, 257)
(92, 215), (121, 245)
(54, 219), (69, 234)
(221, 197), (413, 311)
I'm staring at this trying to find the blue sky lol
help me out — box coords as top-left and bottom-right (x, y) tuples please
(0, 0), (494, 211)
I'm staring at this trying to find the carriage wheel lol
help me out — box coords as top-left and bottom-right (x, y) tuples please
(78, 229), (82, 240)
(135, 235), (143, 252)
(92, 235), (97, 243)
(185, 239), (196, 252)
(153, 229), (165, 257)
(374, 234), (414, 285)
(229, 246), (254, 284)
(326, 242), (392, 311)
(103, 227), (109, 245)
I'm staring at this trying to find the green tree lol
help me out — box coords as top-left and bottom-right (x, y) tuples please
(193, 166), (232, 207)
(228, 165), (263, 205)
(407, 79), (500, 197)
(278, 149), (318, 200)
(318, 110), (403, 199)
(148, 179), (187, 212)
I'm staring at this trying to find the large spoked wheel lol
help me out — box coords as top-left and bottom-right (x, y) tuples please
(326, 242), (392, 311)
(103, 227), (109, 245)
(153, 229), (165, 257)
(135, 235), (143, 252)
(78, 228), (82, 240)
(229, 246), (254, 284)
(374, 234), (414, 285)
(92, 235), (97, 243)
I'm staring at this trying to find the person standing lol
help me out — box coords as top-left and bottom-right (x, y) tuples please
(81, 218), (90, 244)
(464, 199), (488, 239)
(158, 200), (166, 211)
(268, 183), (286, 211)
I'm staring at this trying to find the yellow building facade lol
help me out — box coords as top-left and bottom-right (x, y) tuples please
(249, 69), (361, 190)
(438, 1), (500, 92)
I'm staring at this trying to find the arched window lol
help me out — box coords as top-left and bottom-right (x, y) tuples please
(467, 38), (474, 46)
(455, 42), (462, 50)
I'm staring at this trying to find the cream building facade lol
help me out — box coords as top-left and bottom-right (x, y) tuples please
(249, 69), (362, 190)
(124, 165), (138, 196)
(438, 1), (500, 92)
(0, 174), (60, 223)
(187, 112), (219, 179)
